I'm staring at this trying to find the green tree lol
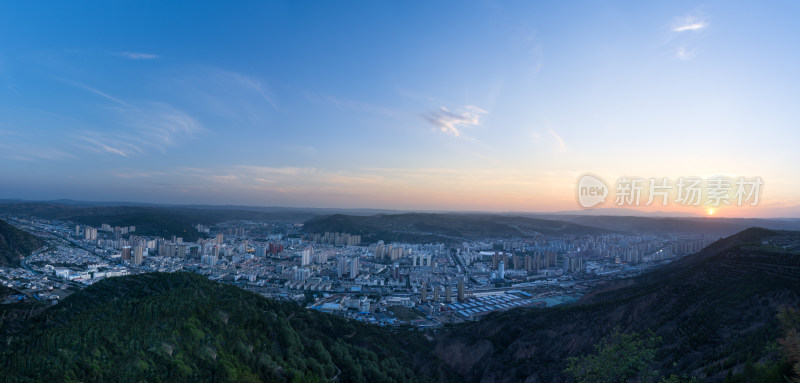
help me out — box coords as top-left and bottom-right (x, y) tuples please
(565, 328), (661, 383)
(778, 306), (800, 383)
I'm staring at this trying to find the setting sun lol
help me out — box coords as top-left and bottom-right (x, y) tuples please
(707, 208), (715, 216)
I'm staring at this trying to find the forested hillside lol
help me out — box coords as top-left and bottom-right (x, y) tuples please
(0, 219), (45, 267)
(0, 272), (452, 382)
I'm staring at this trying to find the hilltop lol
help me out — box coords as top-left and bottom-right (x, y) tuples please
(0, 272), (452, 382)
(434, 227), (800, 381)
(0, 219), (45, 267)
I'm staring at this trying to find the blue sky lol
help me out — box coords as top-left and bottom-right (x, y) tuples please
(1, 1), (799, 216)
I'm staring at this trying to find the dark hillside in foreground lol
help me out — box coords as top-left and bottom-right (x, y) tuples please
(434, 228), (800, 382)
(0, 272), (452, 382)
(0, 218), (45, 267)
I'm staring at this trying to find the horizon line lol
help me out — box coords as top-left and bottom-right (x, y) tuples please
(1, 197), (798, 220)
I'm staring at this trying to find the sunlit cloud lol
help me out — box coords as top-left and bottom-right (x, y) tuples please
(421, 105), (487, 138)
(106, 164), (579, 210)
(119, 52), (159, 59)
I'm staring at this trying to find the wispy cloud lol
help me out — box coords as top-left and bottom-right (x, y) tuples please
(306, 92), (402, 118)
(169, 68), (278, 122)
(285, 145), (317, 156)
(547, 129), (567, 151)
(0, 109), (78, 161)
(79, 135), (144, 157)
(66, 83), (202, 157)
(119, 102), (201, 147)
(672, 17), (707, 32)
(421, 105), (487, 138)
(103, 164), (588, 210)
(110, 169), (169, 179)
(531, 126), (567, 152)
(669, 15), (707, 61)
(676, 46), (696, 61)
(64, 80), (133, 107)
(78, 103), (200, 157)
(0, 142), (74, 161)
(119, 52), (159, 60)
(212, 69), (276, 109)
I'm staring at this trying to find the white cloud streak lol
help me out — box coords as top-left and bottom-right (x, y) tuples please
(672, 16), (707, 32)
(64, 80), (133, 107)
(120, 52), (159, 60)
(673, 22), (705, 32)
(670, 15), (707, 61)
(79, 136), (144, 157)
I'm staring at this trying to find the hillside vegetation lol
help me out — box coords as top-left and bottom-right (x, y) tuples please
(434, 228), (800, 381)
(0, 272), (452, 382)
(0, 219), (45, 267)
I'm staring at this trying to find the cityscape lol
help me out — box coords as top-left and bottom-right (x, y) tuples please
(1, 1), (800, 381)
(1, 214), (715, 327)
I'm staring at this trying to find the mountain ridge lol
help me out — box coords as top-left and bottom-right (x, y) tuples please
(0, 219), (45, 267)
(433, 227), (800, 381)
(0, 272), (453, 382)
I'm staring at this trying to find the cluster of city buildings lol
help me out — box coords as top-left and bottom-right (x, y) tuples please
(0, 216), (718, 327)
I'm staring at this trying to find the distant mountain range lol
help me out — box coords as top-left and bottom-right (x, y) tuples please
(303, 213), (615, 243)
(4, 200), (800, 244)
(303, 212), (800, 242)
(0, 202), (321, 242)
